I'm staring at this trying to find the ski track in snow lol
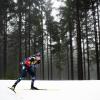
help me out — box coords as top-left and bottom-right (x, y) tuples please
(0, 80), (100, 100)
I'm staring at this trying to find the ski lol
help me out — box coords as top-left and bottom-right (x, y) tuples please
(31, 86), (47, 90)
(24, 89), (47, 91)
(8, 87), (16, 93)
(24, 88), (47, 91)
(31, 89), (47, 90)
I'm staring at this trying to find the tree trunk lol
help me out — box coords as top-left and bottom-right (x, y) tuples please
(47, 33), (50, 80)
(49, 23), (53, 80)
(24, 15), (28, 58)
(28, 0), (31, 56)
(3, 10), (7, 78)
(76, 0), (83, 80)
(91, 0), (100, 80)
(40, 3), (45, 79)
(66, 43), (70, 80)
(18, 0), (22, 67)
(69, 23), (74, 80)
(24, 1), (28, 58)
(85, 7), (90, 80)
(96, 0), (100, 63)
(82, 39), (86, 80)
(0, 7), (4, 78)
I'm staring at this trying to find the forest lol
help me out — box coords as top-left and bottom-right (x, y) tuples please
(0, 0), (100, 80)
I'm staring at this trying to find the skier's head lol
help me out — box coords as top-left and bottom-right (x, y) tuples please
(35, 52), (41, 63)
(36, 52), (41, 56)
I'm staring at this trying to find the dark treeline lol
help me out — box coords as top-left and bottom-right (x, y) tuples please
(0, 0), (100, 80)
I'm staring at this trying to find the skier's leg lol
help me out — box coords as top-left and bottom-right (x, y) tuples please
(31, 76), (39, 89)
(28, 67), (38, 89)
(11, 66), (27, 90)
(12, 77), (24, 89)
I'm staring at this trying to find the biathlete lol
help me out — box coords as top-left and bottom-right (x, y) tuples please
(10, 52), (41, 91)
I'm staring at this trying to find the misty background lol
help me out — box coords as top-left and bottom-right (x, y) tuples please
(0, 0), (100, 80)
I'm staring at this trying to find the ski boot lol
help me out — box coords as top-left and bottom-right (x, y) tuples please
(8, 86), (16, 93)
(31, 86), (39, 90)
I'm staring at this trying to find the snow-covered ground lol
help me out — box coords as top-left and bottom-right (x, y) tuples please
(0, 80), (100, 100)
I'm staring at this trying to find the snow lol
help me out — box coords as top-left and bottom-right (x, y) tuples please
(0, 80), (100, 100)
